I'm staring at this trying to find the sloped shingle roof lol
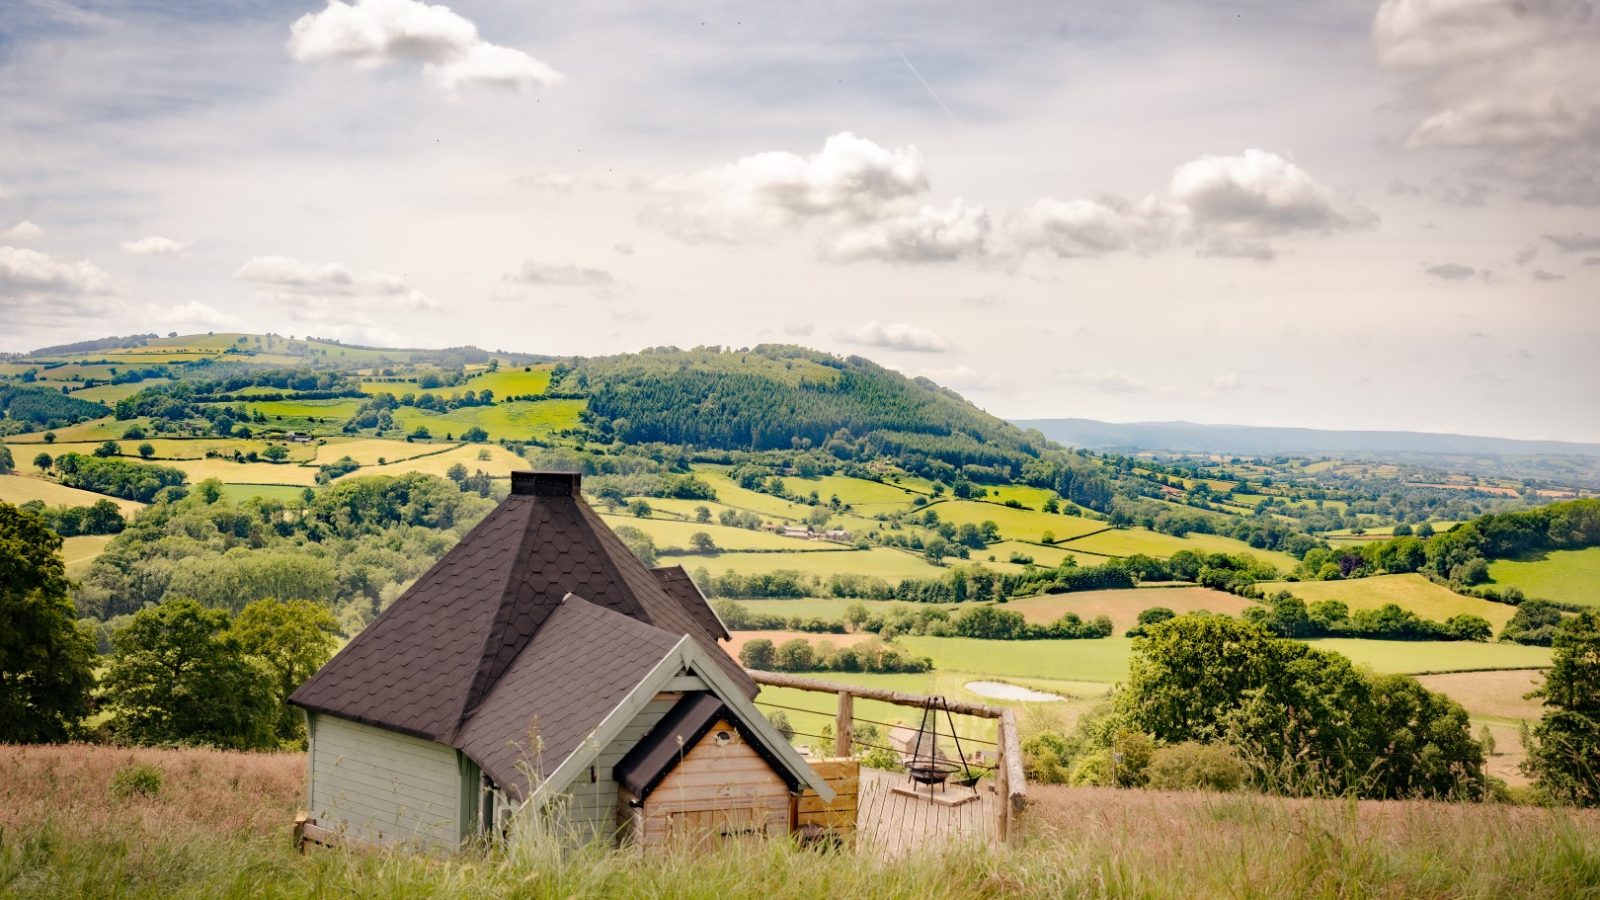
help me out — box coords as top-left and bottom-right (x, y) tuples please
(290, 471), (752, 754)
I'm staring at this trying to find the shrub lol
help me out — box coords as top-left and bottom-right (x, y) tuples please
(110, 764), (163, 799)
(860, 747), (905, 773)
(1146, 741), (1248, 793)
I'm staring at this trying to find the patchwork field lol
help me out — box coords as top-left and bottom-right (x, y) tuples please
(1414, 669), (1545, 724)
(0, 475), (145, 516)
(215, 483), (311, 504)
(312, 438), (448, 466)
(1262, 573), (1518, 630)
(389, 400), (584, 441)
(978, 540), (1085, 567)
(735, 597), (957, 621)
(683, 547), (953, 582)
(598, 514), (849, 552)
(1488, 546), (1600, 607)
(1054, 528), (1299, 571)
(42, 438), (319, 463)
(69, 379), (172, 403)
(779, 474), (923, 512)
(1302, 639), (1551, 674)
(723, 630), (877, 657)
(896, 636), (1136, 683)
(59, 534), (113, 574)
(1004, 586), (1258, 633)
(693, 470), (817, 519)
(926, 499), (1107, 543)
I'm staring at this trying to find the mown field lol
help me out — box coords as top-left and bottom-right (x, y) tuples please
(686, 547), (956, 581)
(1262, 573), (1518, 630)
(598, 515), (850, 553)
(0, 474), (146, 516)
(1004, 586), (1257, 634)
(1054, 528), (1300, 572)
(8, 744), (1596, 899)
(1488, 546), (1600, 607)
(926, 499), (1107, 543)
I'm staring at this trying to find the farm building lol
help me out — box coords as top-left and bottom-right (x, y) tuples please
(290, 471), (830, 851)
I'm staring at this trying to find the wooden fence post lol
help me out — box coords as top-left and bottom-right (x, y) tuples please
(835, 691), (853, 757)
(994, 723), (1009, 839)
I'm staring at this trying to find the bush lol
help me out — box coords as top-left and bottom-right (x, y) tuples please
(1146, 741), (1248, 792)
(110, 764), (163, 799)
(860, 747), (905, 773)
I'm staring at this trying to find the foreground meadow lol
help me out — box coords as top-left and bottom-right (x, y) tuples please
(2, 744), (1596, 899)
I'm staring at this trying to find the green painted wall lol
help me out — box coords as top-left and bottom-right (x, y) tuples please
(555, 695), (680, 842)
(308, 712), (466, 849)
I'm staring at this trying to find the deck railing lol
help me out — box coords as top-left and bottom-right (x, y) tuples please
(747, 670), (1027, 844)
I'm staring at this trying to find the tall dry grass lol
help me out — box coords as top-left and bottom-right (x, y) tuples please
(2, 743), (1597, 898)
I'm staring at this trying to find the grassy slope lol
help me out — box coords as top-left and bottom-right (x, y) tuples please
(1488, 546), (1600, 607)
(7, 744), (1595, 900)
(1056, 527), (1300, 572)
(1262, 573), (1519, 630)
(927, 499), (1106, 542)
(1003, 586), (1258, 633)
(0, 474), (146, 516)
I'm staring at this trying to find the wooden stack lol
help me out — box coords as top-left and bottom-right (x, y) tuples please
(794, 758), (859, 846)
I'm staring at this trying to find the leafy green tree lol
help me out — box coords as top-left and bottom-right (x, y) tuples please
(1524, 610), (1600, 806)
(94, 440), (121, 458)
(739, 638), (776, 670)
(102, 598), (277, 749)
(232, 598), (340, 742)
(693, 505), (712, 523)
(0, 503), (95, 742)
(461, 427), (489, 443)
(137, 442), (155, 459)
(773, 638), (816, 671)
(262, 444), (289, 462)
(33, 452), (52, 471)
(628, 499), (653, 518)
(0, 443), (12, 474)
(689, 531), (717, 554)
(1502, 599), (1565, 645)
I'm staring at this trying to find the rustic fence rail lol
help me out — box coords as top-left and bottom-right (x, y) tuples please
(747, 670), (1027, 844)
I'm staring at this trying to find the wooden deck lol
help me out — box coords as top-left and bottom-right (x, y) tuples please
(854, 767), (999, 858)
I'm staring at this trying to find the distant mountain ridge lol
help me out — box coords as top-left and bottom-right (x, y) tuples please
(1014, 418), (1600, 458)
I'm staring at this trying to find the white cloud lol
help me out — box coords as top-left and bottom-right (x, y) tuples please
(3, 221), (43, 241)
(843, 321), (951, 353)
(147, 300), (238, 329)
(0, 245), (112, 296)
(235, 255), (353, 289)
(649, 132), (927, 243)
(1211, 372), (1243, 392)
(913, 364), (1003, 392)
(120, 235), (189, 256)
(287, 0), (562, 93)
(1374, 0), (1600, 204)
(782, 321), (815, 337)
(510, 261), (614, 287)
(823, 199), (989, 263)
(1056, 370), (1164, 394)
(1012, 150), (1369, 261)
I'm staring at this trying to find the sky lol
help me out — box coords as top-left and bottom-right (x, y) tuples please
(1, 0), (1597, 441)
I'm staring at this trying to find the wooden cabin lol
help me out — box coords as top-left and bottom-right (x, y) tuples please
(289, 471), (830, 852)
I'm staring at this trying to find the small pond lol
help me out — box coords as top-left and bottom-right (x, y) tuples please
(964, 680), (1065, 702)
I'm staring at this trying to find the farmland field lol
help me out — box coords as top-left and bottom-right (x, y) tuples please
(1005, 586), (1258, 633)
(70, 379), (171, 403)
(1414, 669), (1545, 724)
(1054, 527), (1299, 571)
(164, 457), (322, 486)
(723, 629), (877, 657)
(779, 474), (922, 512)
(1262, 573), (1518, 629)
(897, 636), (1136, 683)
(682, 546), (953, 582)
(736, 597), (958, 621)
(42, 438), (319, 463)
(216, 483), (313, 504)
(0, 475), (145, 515)
(389, 399), (583, 441)
(1302, 638), (1551, 674)
(242, 398), (365, 421)
(0, 417), (143, 443)
(978, 539), (1084, 567)
(925, 499), (1107, 543)
(367, 442), (526, 478)
(597, 514), (848, 552)
(693, 469), (815, 519)
(59, 534), (113, 574)
(314, 438), (450, 466)
(1487, 546), (1600, 607)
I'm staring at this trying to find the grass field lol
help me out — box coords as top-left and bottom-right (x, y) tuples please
(367, 443), (526, 479)
(735, 597), (957, 620)
(897, 636), (1136, 683)
(779, 474), (922, 512)
(598, 514), (849, 552)
(314, 438), (451, 466)
(70, 379), (172, 403)
(1488, 546), (1600, 607)
(389, 400), (583, 442)
(163, 457), (323, 486)
(693, 469), (814, 519)
(215, 483), (313, 504)
(0, 474), (146, 515)
(1414, 670), (1545, 724)
(1303, 639), (1551, 674)
(243, 398), (366, 421)
(978, 540), (1085, 567)
(926, 499), (1106, 543)
(360, 365), (554, 400)
(1262, 573), (1518, 630)
(41, 438), (319, 463)
(1055, 527), (1299, 571)
(686, 547), (953, 582)
(59, 534), (113, 574)
(723, 629), (877, 656)
(1, 416), (147, 443)
(1004, 587), (1257, 633)
(608, 496), (752, 523)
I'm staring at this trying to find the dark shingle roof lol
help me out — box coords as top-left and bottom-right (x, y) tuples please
(651, 565), (729, 641)
(613, 692), (805, 802)
(454, 595), (682, 800)
(290, 471), (753, 750)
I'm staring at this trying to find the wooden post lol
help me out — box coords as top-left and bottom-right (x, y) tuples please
(1000, 708), (1026, 845)
(835, 691), (853, 757)
(994, 723), (1009, 840)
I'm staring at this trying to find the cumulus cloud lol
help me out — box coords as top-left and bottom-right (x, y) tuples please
(235, 255), (432, 308)
(147, 300), (238, 329)
(1545, 232), (1600, 253)
(510, 261), (614, 287)
(1425, 262), (1478, 280)
(823, 199), (989, 263)
(843, 321), (951, 353)
(287, 0), (562, 93)
(648, 132), (927, 243)
(1012, 149), (1370, 261)
(120, 235), (190, 256)
(1374, 0), (1600, 204)
(3, 221), (43, 241)
(0, 246), (112, 296)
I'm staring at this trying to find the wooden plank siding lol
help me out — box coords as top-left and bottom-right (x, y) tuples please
(796, 758), (859, 843)
(307, 712), (467, 849)
(631, 716), (792, 851)
(554, 692), (681, 843)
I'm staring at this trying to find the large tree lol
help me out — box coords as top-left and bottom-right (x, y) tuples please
(231, 598), (340, 742)
(1524, 610), (1600, 806)
(102, 598), (277, 749)
(0, 503), (96, 742)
